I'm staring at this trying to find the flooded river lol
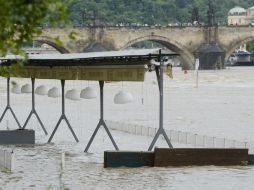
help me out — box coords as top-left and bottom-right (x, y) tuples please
(1, 67), (254, 189)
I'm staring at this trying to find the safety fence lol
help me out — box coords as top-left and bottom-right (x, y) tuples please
(106, 120), (250, 149)
(0, 149), (14, 172)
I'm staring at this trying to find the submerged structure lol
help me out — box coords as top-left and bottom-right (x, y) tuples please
(0, 49), (177, 151)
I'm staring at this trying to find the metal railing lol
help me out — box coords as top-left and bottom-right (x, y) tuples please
(106, 120), (250, 149)
(0, 148), (14, 172)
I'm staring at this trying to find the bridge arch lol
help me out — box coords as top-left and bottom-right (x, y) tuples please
(120, 35), (195, 69)
(33, 36), (70, 53)
(224, 36), (254, 62)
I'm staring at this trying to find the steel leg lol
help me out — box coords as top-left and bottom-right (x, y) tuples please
(101, 120), (119, 151)
(47, 80), (79, 143)
(22, 78), (47, 135)
(0, 78), (22, 129)
(48, 116), (63, 143)
(148, 50), (173, 150)
(84, 121), (101, 152)
(84, 81), (119, 152)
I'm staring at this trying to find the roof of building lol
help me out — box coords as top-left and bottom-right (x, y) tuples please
(248, 6), (254, 10)
(228, 6), (247, 15)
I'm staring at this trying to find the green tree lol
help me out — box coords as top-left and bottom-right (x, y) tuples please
(0, 0), (68, 56)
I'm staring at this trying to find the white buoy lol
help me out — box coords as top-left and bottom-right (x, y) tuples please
(35, 85), (48, 96)
(114, 91), (133, 104)
(80, 87), (97, 99)
(11, 84), (21, 94)
(65, 89), (80, 101)
(21, 84), (32, 93)
(48, 87), (61, 98)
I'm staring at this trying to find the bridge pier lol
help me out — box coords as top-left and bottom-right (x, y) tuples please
(196, 43), (225, 70)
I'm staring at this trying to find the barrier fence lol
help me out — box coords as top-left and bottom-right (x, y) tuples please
(0, 149), (14, 172)
(106, 120), (251, 149)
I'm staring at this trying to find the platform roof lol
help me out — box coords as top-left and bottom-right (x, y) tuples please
(0, 48), (178, 67)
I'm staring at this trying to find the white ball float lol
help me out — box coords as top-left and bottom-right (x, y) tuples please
(11, 84), (21, 94)
(80, 87), (97, 99)
(35, 85), (48, 96)
(114, 90), (133, 104)
(48, 87), (61, 98)
(21, 84), (32, 93)
(65, 89), (80, 101)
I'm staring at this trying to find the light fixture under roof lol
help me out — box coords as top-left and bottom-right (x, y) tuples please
(11, 84), (21, 94)
(65, 89), (80, 101)
(48, 87), (61, 98)
(114, 90), (133, 104)
(21, 84), (32, 93)
(80, 87), (97, 99)
(35, 85), (48, 96)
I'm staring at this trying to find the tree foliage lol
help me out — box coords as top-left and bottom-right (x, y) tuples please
(0, 0), (68, 56)
(68, 0), (254, 26)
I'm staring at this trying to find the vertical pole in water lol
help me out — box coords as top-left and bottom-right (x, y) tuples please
(148, 49), (173, 151)
(195, 58), (200, 88)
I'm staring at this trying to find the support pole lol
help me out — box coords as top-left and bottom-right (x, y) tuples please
(148, 50), (173, 151)
(48, 80), (79, 143)
(0, 78), (22, 129)
(23, 78), (48, 135)
(84, 81), (119, 152)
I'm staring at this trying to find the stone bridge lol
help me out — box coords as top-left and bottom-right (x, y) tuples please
(35, 26), (254, 69)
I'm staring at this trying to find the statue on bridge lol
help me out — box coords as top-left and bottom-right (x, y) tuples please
(207, 0), (216, 26)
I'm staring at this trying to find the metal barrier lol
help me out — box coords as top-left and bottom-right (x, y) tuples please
(0, 149), (14, 171)
(106, 120), (250, 149)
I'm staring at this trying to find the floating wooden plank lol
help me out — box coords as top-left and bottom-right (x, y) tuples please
(154, 148), (249, 167)
(104, 151), (154, 168)
(0, 129), (35, 144)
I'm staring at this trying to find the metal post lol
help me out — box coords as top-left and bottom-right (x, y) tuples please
(23, 78), (48, 135)
(84, 81), (119, 152)
(148, 50), (173, 151)
(0, 78), (22, 129)
(48, 80), (79, 143)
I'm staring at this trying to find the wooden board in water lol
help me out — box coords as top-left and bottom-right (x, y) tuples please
(104, 151), (154, 168)
(154, 148), (248, 167)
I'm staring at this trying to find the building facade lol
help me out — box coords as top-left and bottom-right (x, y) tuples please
(228, 6), (254, 25)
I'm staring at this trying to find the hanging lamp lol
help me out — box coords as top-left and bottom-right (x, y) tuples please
(11, 84), (21, 94)
(35, 85), (48, 96)
(80, 87), (97, 99)
(48, 87), (61, 98)
(21, 84), (32, 93)
(65, 89), (80, 101)
(114, 90), (133, 104)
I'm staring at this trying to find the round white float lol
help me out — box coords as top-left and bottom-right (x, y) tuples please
(11, 84), (21, 94)
(80, 87), (97, 99)
(65, 89), (80, 101)
(48, 87), (61, 98)
(114, 91), (133, 104)
(35, 85), (48, 96)
(21, 84), (32, 93)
